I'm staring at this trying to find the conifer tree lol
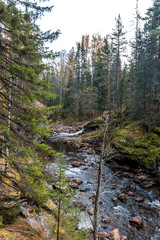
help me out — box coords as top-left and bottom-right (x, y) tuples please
(112, 14), (127, 90)
(0, 0), (60, 203)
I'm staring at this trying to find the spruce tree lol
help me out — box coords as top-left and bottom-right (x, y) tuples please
(0, 0), (59, 204)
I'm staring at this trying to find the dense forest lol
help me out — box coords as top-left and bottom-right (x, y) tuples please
(51, 2), (160, 131)
(0, 0), (160, 240)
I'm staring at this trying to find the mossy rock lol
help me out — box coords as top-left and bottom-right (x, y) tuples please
(112, 122), (160, 168)
(84, 118), (104, 132)
(153, 127), (160, 135)
(0, 219), (41, 240)
(0, 204), (22, 224)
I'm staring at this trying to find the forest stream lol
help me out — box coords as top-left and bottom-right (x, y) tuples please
(46, 130), (160, 240)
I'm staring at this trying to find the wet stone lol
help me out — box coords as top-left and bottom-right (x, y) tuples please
(87, 206), (94, 215)
(128, 185), (136, 192)
(112, 197), (118, 201)
(123, 172), (134, 178)
(98, 232), (110, 240)
(117, 193), (127, 202)
(121, 236), (127, 240)
(111, 184), (117, 189)
(127, 191), (134, 196)
(73, 178), (83, 185)
(141, 181), (155, 188)
(129, 216), (143, 227)
(102, 224), (108, 229)
(72, 161), (82, 167)
(83, 167), (89, 170)
(133, 195), (144, 202)
(79, 189), (87, 192)
(101, 215), (110, 223)
(137, 174), (148, 181)
(110, 228), (121, 240)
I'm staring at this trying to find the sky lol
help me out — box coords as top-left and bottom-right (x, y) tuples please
(38, 0), (153, 53)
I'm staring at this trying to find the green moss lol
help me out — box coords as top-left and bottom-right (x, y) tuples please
(0, 205), (21, 224)
(153, 127), (160, 135)
(84, 118), (104, 130)
(81, 129), (103, 143)
(112, 122), (160, 167)
(150, 133), (160, 143)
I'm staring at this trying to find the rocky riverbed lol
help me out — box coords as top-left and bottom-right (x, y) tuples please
(47, 124), (160, 240)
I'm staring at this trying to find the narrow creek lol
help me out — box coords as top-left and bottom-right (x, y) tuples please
(47, 131), (160, 240)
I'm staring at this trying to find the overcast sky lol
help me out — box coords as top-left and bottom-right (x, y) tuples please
(38, 0), (153, 52)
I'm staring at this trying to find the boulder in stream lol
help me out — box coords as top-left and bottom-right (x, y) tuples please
(117, 193), (127, 202)
(133, 195), (144, 202)
(72, 161), (82, 167)
(101, 215), (110, 223)
(73, 178), (83, 185)
(121, 236), (127, 240)
(129, 216), (143, 227)
(127, 191), (134, 196)
(98, 231), (110, 240)
(87, 206), (94, 215)
(110, 228), (121, 240)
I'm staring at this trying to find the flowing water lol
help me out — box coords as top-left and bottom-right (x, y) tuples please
(47, 131), (160, 240)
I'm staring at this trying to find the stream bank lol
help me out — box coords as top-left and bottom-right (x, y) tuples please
(47, 122), (160, 240)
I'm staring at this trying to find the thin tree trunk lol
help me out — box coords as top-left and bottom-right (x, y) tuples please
(117, 43), (120, 90)
(57, 197), (61, 240)
(93, 119), (108, 240)
(5, 79), (12, 175)
(107, 56), (111, 117)
(143, 93), (146, 135)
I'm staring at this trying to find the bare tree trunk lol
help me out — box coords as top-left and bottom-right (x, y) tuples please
(93, 119), (108, 240)
(107, 56), (111, 118)
(117, 37), (120, 90)
(57, 197), (61, 240)
(5, 79), (12, 175)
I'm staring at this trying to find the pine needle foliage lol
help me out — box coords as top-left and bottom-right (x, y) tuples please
(0, 0), (60, 204)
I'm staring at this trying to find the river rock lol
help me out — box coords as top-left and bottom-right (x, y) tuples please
(129, 216), (143, 226)
(73, 178), (83, 185)
(102, 224), (109, 229)
(141, 180), (155, 188)
(110, 228), (121, 240)
(137, 174), (148, 181)
(87, 206), (94, 215)
(43, 199), (57, 213)
(128, 185), (136, 192)
(121, 236), (127, 240)
(123, 172), (134, 178)
(134, 174), (149, 184)
(117, 193), (127, 202)
(133, 195), (144, 202)
(25, 208), (55, 239)
(111, 184), (117, 189)
(98, 232), (110, 240)
(72, 161), (82, 167)
(127, 191), (134, 196)
(112, 197), (118, 201)
(20, 206), (32, 217)
(101, 215), (110, 223)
